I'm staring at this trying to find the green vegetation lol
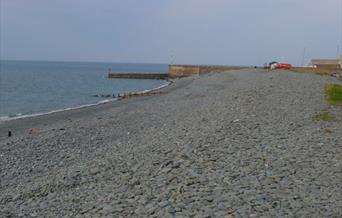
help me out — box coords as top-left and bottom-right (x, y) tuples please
(312, 112), (336, 122)
(325, 84), (342, 106)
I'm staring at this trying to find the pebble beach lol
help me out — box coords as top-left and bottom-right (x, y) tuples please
(1, 69), (342, 217)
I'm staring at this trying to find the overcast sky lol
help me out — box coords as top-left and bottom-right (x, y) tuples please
(1, 0), (341, 65)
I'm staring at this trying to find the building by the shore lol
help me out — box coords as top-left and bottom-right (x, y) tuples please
(310, 57), (342, 69)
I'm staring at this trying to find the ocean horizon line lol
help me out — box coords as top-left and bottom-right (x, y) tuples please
(0, 59), (169, 66)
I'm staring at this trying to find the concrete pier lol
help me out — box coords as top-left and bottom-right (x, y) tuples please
(168, 65), (247, 78)
(108, 65), (247, 80)
(108, 73), (168, 80)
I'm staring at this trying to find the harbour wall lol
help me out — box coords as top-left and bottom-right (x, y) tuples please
(168, 65), (246, 78)
(108, 65), (247, 80)
(108, 73), (168, 80)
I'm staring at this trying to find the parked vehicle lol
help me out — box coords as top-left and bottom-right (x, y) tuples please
(268, 62), (292, 70)
(269, 61), (279, 69)
(273, 63), (292, 69)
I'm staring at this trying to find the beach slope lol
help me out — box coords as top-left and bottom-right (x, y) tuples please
(1, 69), (342, 217)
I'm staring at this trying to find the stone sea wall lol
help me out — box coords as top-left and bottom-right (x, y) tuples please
(168, 65), (201, 78)
(108, 73), (168, 80)
(168, 65), (246, 78)
(108, 65), (247, 80)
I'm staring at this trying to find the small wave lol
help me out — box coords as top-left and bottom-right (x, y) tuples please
(124, 81), (171, 96)
(0, 98), (118, 123)
(0, 81), (172, 123)
(98, 99), (113, 104)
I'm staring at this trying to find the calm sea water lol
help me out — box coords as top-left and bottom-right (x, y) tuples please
(0, 60), (168, 120)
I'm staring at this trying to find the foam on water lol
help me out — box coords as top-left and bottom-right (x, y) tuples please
(0, 98), (118, 122)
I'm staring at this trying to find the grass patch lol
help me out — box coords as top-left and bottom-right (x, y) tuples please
(325, 84), (342, 106)
(312, 112), (336, 122)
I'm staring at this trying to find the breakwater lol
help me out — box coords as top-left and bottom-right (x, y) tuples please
(108, 65), (247, 80)
(108, 73), (168, 80)
(168, 65), (246, 78)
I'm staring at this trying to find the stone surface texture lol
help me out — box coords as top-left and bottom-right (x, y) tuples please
(0, 69), (342, 217)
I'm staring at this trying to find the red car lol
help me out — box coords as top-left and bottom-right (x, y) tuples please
(273, 63), (292, 69)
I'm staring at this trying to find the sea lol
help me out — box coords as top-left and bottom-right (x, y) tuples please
(0, 60), (169, 121)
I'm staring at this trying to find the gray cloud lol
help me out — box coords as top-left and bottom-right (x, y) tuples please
(1, 0), (341, 65)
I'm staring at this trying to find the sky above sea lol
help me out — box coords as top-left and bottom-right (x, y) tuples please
(1, 0), (341, 66)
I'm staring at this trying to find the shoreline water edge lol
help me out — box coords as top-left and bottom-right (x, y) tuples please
(0, 81), (172, 123)
(0, 60), (170, 123)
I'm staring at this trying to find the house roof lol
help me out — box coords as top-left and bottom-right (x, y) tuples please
(311, 59), (339, 65)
